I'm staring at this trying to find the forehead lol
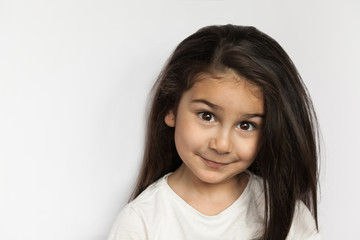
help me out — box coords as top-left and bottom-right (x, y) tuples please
(187, 72), (264, 113)
(193, 70), (263, 99)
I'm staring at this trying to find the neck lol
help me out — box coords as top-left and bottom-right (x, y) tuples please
(167, 164), (249, 216)
(168, 164), (248, 202)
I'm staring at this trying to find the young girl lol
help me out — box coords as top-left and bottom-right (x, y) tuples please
(108, 24), (320, 240)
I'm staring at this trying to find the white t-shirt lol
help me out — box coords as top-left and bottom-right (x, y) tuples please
(107, 172), (320, 240)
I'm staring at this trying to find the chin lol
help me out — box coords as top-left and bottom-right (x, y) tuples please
(197, 171), (231, 184)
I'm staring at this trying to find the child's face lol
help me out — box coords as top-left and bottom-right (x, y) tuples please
(165, 72), (264, 185)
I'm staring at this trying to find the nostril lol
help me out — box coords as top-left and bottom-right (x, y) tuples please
(209, 135), (232, 155)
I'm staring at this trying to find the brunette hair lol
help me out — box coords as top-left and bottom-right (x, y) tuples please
(130, 24), (319, 240)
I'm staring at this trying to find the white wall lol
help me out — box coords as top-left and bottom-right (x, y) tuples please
(1, 0), (359, 239)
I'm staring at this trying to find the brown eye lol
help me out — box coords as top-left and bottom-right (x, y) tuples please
(238, 121), (255, 131)
(199, 112), (215, 122)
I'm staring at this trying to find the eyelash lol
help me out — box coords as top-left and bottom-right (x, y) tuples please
(197, 111), (257, 131)
(237, 121), (256, 131)
(198, 112), (215, 122)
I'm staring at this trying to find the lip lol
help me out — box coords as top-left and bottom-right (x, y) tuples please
(201, 157), (229, 169)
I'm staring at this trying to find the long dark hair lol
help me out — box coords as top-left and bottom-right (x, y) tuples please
(130, 24), (319, 240)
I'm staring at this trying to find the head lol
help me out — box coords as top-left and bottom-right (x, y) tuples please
(133, 24), (319, 239)
(164, 70), (264, 185)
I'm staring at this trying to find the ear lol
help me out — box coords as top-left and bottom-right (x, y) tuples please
(164, 110), (175, 127)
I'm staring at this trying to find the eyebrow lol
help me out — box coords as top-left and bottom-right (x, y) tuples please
(191, 99), (265, 119)
(242, 113), (265, 119)
(191, 99), (222, 110)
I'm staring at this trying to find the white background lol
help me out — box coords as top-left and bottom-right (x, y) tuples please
(1, 0), (359, 239)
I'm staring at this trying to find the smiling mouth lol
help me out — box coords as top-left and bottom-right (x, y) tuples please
(201, 157), (229, 169)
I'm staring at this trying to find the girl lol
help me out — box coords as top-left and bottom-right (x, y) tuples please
(108, 24), (320, 240)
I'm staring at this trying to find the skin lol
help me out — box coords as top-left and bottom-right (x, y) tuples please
(165, 71), (264, 216)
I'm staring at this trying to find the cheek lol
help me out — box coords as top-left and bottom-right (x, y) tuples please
(234, 137), (260, 161)
(174, 116), (204, 155)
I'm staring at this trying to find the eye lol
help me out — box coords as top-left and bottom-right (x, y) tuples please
(198, 112), (215, 122)
(237, 121), (255, 131)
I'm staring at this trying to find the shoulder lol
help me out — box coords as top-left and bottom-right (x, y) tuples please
(107, 203), (147, 240)
(287, 201), (321, 240)
(107, 175), (169, 240)
(246, 172), (321, 239)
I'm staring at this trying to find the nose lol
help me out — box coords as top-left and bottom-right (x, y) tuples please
(209, 128), (232, 154)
